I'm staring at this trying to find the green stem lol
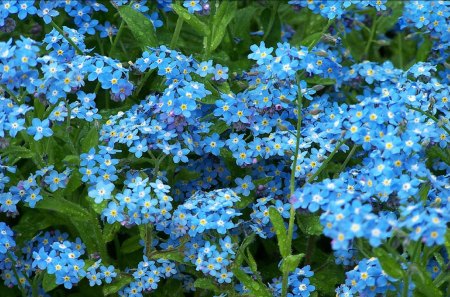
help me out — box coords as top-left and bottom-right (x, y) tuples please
(308, 20), (333, 50)
(407, 105), (450, 135)
(170, 17), (184, 49)
(50, 21), (83, 55)
(307, 139), (346, 183)
(281, 78), (303, 297)
(334, 144), (358, 178)
(363, 15), (378, 59)
(304, 236), (317, 265)
(262, 2), (280, 42)
(135, 69), (155, 97)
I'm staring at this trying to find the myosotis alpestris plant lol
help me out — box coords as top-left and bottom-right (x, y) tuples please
(0, 1), (449, 297)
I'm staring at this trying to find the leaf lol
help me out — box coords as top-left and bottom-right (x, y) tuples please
(416, 38), (432, 62)
(62, 155), (80, 165)
(117, 5), (158, 49)
(281, 254), (305, 274)
(80, 126), (99, 153)
(193, 278), (220, 293)
(209, 120), (229, 135)
(174, 169), (201, 184)
(63, 171), (82, 196)
(261, 8), (281, 47)
(103, 222), (121, 243)
(171, 3), (210, 37)
(150, 250), (185, 263)
(253, 176), (274, 187)
(235, 233), (256, 267)
(410, 264), (443, 297)
(42, 272), (57, 292)
(297, 214), (323, 236)
(103, 274), (133, 296)
(13, 211), (57, 246)
(209, 1), (237, 52)
(232, 268), (272, 297)
(36, 196), (108, 262)
(121, 235), (142, 254)
(246, 248), (258, 274)
(418, 183), (430, 203)
(445, 230), (450, 259)
(269, 207), (289, 257)
(0, 146), (34, 160)
(304, 77), (336, 86)
(374, 248), (404, 279)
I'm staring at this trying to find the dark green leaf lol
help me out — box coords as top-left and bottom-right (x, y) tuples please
(117, 5), (158, 49)
(42, 273), (57, 292)
(410, 264), (443, 297)
(246, 248), (258, 274)
(80, 126), (99, 153)
(416, 38), (432, 63)
(261, 8), (281, 47)
(193, 278), (220, 293)
(281, 254), (305, 274)
(374, 248), (404, 279)
(235, 233), (256, 267)
(269, 207), (289, 257)
(103, 222), (121, 243)
(174, 169), (201, 183)
(231, 268), (272, 297)
(253, 176), (274, 187)
(121, 235), (142, 254)
(297, 214), (323, 236)
(210, 1), (237, 52)
(103, 274), (133, 296)
(172, 3), (210, 37)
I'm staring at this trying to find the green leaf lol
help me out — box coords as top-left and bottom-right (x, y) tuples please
(281, 254), (305, 274)
(235, 233), (256, 267)
(13, 211), (57, 246)
(117, 5), (157, 49)
(269, 207), (289, 257)
(297, 214), (323, 236)
(63, 171), (82, 196)
(209, 120), (229, 135)
(261, 8), (281, 47)
(246, 248), (258, 274)
(121, 235), (142, 254)
(80, 126), (99, 153)
(209, 1), (237, 52)
(231, 268), (272, 297)
(419, 182), (430, 202)
(374, 248), (404, 279)
(304, 77), (336, 86)
(42, 273), (57, 292)
(62, 155), (80, 165)
(150, 250), (185, 264)
(410, 264), (443, 297)
(193, 278), (220, 293)
(1, 146), (34, 160)
(36, 196), (108, 262)
(174, 169), (201, 184)
(103, 222), (121, 243)
(103, 274), (133, 296)
(416, 38), (432, 62)
(253, 176), (274, 187)
(172, 3), (210, 37)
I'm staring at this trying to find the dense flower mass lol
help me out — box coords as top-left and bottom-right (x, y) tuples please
(0, 0), (449, 297)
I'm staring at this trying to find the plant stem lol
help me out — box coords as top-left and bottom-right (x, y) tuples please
(7, 252), (26, 297)
(398, 33), (403, 69)
(363, 15), (378, 59)
(281, 77), (304, 297)
(50, 21), (83, 55)
(170, 17), (184, 49)
(407, 104), (450, 135)
(307, 139), (346, 183)
(334, 144), (358, 178)
(262, 2), (280, 42)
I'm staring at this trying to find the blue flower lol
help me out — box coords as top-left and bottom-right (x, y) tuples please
(234, 175), (255, 196)
(27, 118), (53, 141)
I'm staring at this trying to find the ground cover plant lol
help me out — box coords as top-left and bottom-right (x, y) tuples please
(0, 0), (449, 296)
